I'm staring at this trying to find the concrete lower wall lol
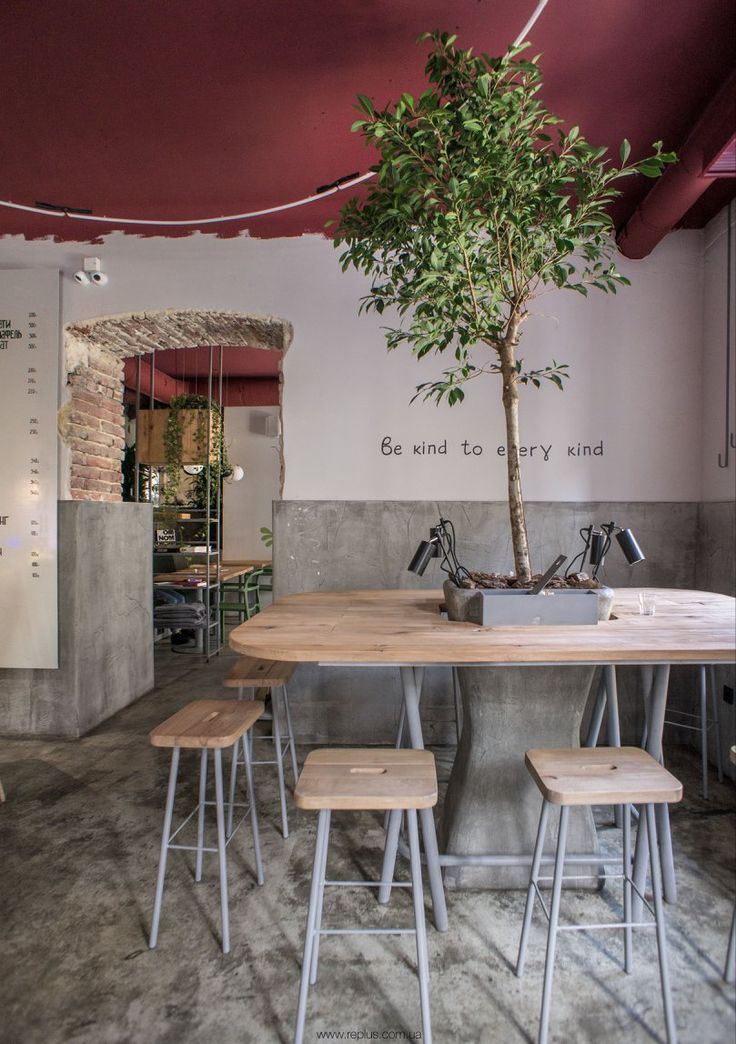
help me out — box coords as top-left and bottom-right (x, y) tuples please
(0, 501), (153, 738)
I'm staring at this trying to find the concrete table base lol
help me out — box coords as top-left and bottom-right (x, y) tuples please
(441, 664), (600, 889)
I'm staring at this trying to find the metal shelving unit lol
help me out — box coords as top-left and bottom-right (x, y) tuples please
(136, 345), (225, 661)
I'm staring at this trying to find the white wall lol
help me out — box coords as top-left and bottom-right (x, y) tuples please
(222, 406), (280, 559)
(701, 204), (736, 501)
(0, 227), (706, 501)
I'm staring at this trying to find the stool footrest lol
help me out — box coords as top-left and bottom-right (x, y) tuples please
(531, 867), (656, 926)
(317, 928), (417, 936)
(556, 921), (656, 932)
(167, 801), (253, 850)
(324, 879), (412, 889)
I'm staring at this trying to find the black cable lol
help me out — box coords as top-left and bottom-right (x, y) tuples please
(565, 526), (592, 578)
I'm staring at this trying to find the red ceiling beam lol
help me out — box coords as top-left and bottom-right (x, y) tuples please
(617, 69), (736, 259)
(122, 358), (279, 408)
(122, 357), (190, 403)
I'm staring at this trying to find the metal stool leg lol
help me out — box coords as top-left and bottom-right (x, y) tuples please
(516, 799), (551, 976)
(195, 749), (208, 882)
(149, 746), (181, 948)
(309, 809), (331, 984)
(709, 665), (723, 783)
(282, 684), (300, 782)
(226, 742), (239, 838)
(623, 802), (633, 973)
(538, 805), (570, 1044)
(378, 809), (402, 904)
(645, 803), (677, 1044)
(295, 809), (331, 1044)
(242, 732), (265, 885)
(272, 686), (289, 838)
(419, 807), (447, 933)
(724, 903), (736, 984)
(407, 807), (432, 1044)
(699, 666), (709, 800)
(213, 748), (230, 954)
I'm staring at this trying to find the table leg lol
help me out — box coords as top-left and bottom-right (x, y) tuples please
(401, 666), (448, 932)
(604, 665), (623, 828)
(633, 664), (676, 915)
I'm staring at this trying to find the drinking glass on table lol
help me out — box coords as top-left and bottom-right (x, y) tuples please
(638, 591), (656, 616)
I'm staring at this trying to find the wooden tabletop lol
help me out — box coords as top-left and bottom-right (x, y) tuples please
(229, 588), (736, 666)
(154, 563), (262, 585)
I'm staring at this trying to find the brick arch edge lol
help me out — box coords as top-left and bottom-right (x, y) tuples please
(59, 309), (293, 502)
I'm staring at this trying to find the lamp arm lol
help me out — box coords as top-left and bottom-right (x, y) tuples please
(565, 526), (593, 579)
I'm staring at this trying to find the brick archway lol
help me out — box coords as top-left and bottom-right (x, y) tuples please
(61, 309), (293, 501)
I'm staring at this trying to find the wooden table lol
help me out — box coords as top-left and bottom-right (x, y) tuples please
(154, 563), (263, 585)
(230, 588), (735, 928)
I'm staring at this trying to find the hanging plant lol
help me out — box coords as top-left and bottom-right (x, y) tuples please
(162, 394), (231, 505)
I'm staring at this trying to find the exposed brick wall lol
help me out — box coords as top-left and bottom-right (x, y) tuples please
(67, 347), (125, 502)
(62, 309), (293, 503)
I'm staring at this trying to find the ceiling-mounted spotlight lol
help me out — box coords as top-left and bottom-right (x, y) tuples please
(74, 257), (107, 287)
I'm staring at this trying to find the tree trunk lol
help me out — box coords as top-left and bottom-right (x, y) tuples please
(500, 325), (531, 581)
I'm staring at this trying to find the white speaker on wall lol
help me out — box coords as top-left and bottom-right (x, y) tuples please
(251, 413), (280, 437)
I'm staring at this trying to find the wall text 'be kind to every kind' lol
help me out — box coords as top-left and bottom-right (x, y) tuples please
(380, 436), (605, 461)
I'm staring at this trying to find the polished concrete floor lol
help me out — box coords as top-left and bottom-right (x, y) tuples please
(1, 643), (735, 1044)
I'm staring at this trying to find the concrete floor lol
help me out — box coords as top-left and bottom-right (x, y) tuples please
(1, 642), (735, 1044)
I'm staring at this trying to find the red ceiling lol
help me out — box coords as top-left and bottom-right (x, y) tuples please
(1, 0), (734, 241)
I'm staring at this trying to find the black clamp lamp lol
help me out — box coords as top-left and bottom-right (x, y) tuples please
(408, 518), (469, 583)
(567, 521), (645, 581)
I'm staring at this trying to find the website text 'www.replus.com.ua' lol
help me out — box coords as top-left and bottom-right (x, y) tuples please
(316, 1031), (422, 1041)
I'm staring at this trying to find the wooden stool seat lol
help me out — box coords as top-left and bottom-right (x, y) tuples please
(295, 749), (437, 811)
(525, 746), (683, 807)
(150, 699), (264, 749)
(224, 655), (296, 689)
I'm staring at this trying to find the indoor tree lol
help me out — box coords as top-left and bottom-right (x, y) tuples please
(334, 31), (674, 582)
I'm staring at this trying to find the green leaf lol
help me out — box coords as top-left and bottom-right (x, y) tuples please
(619, 138), (631, 164)
(356, 94), (375, 116)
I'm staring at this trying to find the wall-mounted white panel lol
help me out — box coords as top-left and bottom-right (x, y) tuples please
(0, 269), (59, 668)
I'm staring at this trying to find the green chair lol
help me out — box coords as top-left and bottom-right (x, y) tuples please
(220, 568), (264, 624)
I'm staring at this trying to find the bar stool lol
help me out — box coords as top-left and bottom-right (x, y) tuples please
(149, 699), (265, 954)
(516, 746), (683, 1044)
(224, 655), (299, 837)
(294, 749), (437, 1044)
(587, 663), (723, 799)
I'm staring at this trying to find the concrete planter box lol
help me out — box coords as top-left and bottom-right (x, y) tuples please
(444, 579), (614, 627)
